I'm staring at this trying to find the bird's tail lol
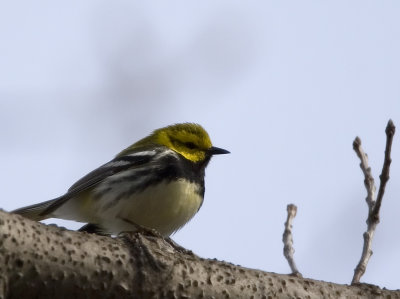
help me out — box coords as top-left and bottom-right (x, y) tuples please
(12, 199), (58, 221)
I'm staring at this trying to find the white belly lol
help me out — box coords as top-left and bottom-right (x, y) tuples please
(98, 178), (203, 236)
(53, 178), (204, 236)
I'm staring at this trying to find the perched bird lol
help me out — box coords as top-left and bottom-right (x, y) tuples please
(13, 123), (229, 237)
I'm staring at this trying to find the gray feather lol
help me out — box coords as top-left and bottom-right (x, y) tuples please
(12, 198), (60, 221)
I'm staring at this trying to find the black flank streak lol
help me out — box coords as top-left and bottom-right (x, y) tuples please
(123, 153), (208, 199)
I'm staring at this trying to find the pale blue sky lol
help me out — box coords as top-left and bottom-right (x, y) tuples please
(1, 1), (400, 289)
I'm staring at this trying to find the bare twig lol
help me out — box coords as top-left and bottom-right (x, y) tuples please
(351, 120), (396, 285)
(352, 137), (376, 210)
(373, 120), (395, 222)
(283, 204), (302, 277)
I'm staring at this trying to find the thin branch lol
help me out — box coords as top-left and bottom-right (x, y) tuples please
(351, 120), (396, 285)
(372, 119), (395, 222)
(282, 204), (302, 277)
(352, 136), (376, 210)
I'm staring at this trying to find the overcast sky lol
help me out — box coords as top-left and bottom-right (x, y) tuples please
(1, 1), (400, 289)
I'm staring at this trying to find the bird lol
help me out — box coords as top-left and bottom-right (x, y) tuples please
(12, 123), (229, 237)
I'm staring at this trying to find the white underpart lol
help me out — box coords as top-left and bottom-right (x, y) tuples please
(53, 178), (202, 236)
(52, 149), (202, 236)
(104, 179), (202, 236)
(53, 150), (203, 236)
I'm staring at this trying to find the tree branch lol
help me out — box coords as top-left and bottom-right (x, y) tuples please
(373, 119), (395, 222)
(352, 136), (376, 210)
(351, 120), (396, 285)
(1, 210), (399, 298)
(282, 204), (301, 277)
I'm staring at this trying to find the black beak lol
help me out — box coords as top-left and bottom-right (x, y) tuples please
(209, 146), (230, 155)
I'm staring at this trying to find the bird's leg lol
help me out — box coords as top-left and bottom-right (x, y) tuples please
(118, 217), (194, 255)
(164, 236), (194, 256)
(117, 217), (162, 237)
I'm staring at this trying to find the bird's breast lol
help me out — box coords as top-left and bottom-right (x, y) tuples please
(98, 178), (204, 236)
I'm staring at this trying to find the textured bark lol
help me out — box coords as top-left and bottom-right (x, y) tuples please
(0, 210), (399, 299)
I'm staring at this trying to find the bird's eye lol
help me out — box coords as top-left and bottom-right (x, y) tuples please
(184, 142), (196, 149)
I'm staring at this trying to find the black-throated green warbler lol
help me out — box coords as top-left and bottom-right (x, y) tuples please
(12, 123), (229, 236)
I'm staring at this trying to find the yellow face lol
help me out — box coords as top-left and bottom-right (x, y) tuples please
(155, 123), (212, 162)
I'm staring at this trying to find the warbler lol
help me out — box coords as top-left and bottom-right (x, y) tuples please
(12, 123), (229, 236)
